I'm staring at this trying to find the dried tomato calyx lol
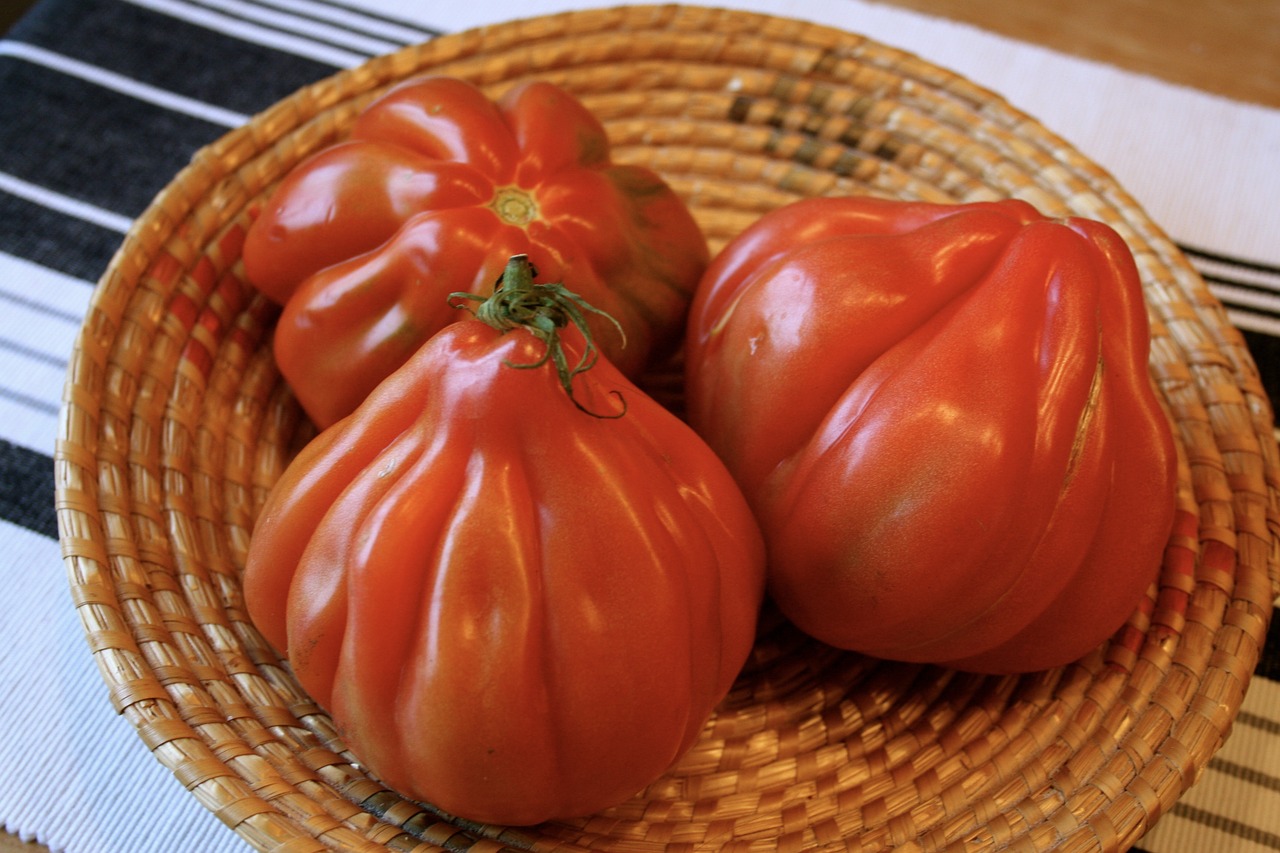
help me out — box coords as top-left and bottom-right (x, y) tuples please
(489, 186), (539, 227)
(449, 254), (627, 418)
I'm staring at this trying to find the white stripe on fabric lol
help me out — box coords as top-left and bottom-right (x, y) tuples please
(122, 0), (373, 67)
(1195, 255), (1280, 293)
(0, 255), (90, 453)
(0, 172), (133, 235)
(1212, 283), (1280, 317)
(0, 42), (251, 128)
(0, 381), (60, 455)
(1227, 309), (1280, 340)
(0, 395), (60, 454)
(0, 253), (94, 318)
(0, 269), (86, 366)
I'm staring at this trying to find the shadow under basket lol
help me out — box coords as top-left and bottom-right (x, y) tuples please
(54, 5), (1279, 852)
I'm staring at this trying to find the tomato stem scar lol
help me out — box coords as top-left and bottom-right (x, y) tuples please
(489, 186), (539, 227)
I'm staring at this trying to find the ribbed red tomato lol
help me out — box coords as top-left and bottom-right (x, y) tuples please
(242, 75), (707, 428)
(243, 257), (765, 824)
(684, 196), (1177, 673)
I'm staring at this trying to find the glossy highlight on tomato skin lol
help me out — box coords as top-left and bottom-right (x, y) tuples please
(242, 75), (708, 429)
(684, 196), (1178, 674)
(242, 319), (766, 826)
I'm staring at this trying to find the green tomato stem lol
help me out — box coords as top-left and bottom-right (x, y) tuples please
(449, 254), (627, 418)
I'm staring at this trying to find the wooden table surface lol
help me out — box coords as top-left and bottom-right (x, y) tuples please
(3, 0), (1275, 850)
(880, 0), (1278, 109)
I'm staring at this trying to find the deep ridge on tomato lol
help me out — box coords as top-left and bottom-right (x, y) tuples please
(684, 196), (1178, 674)
(242, 260), (766, 825)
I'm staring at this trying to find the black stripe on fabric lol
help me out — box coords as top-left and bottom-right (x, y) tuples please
(1182, 243), (1280, 278)
(0, 335), (69, 370)
(1254, 585), (1280, 683)
(1207, 755), (1280, 794)
(1184, 249), (1280, 335)
(0, 56), (227, 219)
(1202, 272), (1280, 303)
(1178, 248), (1280, 410)
(8, 0), (342, 115)
(170, 0), (389, 59)
(1168, 802), (1280, 850)
(0, 385), (60, 418)
(0, 438), (56, 540)
(1237, 329), (1280, 418)
(239, 0), (440, 47)
(1198, 264), (1280, 324)
(1236, 708), (1280, 737)
(0, 287), (86, 325)
(0, 191), (122, 282)
(301, 0), (443, 39)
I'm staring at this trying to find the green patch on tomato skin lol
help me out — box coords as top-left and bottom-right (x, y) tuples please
(393, 315), (419, 343)
(577, 129), (610, 166)
(606, 165), (675, 203)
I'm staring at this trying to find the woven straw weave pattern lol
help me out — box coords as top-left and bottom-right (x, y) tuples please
(54, 6), (1279, 852)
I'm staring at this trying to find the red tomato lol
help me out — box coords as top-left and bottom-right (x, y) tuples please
(242, 76), (708, 428)
(684, 197), (1177, 673)
(243, 258), (765, 824)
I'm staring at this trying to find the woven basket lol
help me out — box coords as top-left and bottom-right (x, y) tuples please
(54, 5), (1279, 852)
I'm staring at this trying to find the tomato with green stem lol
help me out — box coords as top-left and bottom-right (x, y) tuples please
(243, 256), (765, 824)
